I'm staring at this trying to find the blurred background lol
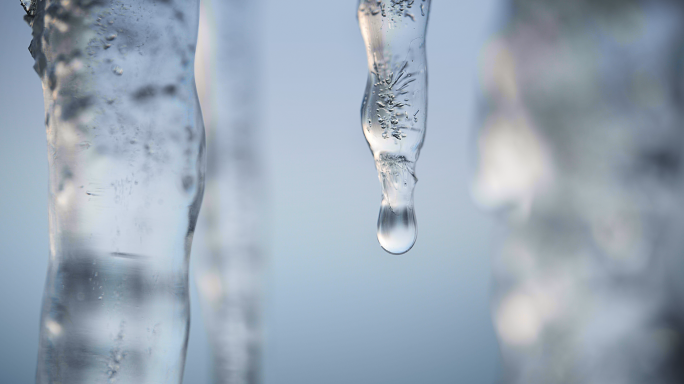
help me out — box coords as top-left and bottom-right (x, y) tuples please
(476, 1), (684, 383)
(0, 1), (501, 384)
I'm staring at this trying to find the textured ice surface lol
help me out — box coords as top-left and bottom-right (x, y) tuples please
(20, 0), (33, 14)
(358, 0), (431, 254)
(193, 0), (264, 383)
(25, 1), (205, 383)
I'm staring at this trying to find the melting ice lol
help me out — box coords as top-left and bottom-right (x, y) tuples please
(357, 0), (431, 254)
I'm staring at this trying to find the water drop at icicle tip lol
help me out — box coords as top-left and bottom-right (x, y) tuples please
(377, 198), (417, 254)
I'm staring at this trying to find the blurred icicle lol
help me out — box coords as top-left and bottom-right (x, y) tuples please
(194, 1), (264, 383)
(474, 1), (684, 383)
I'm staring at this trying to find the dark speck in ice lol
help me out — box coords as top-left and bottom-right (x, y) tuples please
(163, 84), (177, 95)
(62, 96), (93, 120)
(110, 252), (146, 260)
(181, 175), (194, 192)
(132, 85), (157, 101)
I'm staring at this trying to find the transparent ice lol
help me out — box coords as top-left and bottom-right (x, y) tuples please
(357, 0), (431, 255)
(24, 1), (205, 383)
(193, 0), (264, 383)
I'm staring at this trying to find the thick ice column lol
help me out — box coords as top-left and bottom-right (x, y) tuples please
(194, 0), (264, 383)
(23, 0), (205, 383)
(357, 0), (431, 255)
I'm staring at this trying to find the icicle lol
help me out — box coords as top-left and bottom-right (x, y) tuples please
(475, 1), (684, 383)
(357, 0), (431, 254)
(194, 0), (264, 383)
(26, 1), (206, 383)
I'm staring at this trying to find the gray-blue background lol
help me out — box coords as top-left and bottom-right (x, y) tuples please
(0, 1), (501, 383)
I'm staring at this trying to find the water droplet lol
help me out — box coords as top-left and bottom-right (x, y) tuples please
(112, 66), (123, 76)
(106, 33), (117, 41)
(377, 198), (416, 254)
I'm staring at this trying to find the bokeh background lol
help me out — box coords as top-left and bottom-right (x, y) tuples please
(0, 1), (501, 383)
